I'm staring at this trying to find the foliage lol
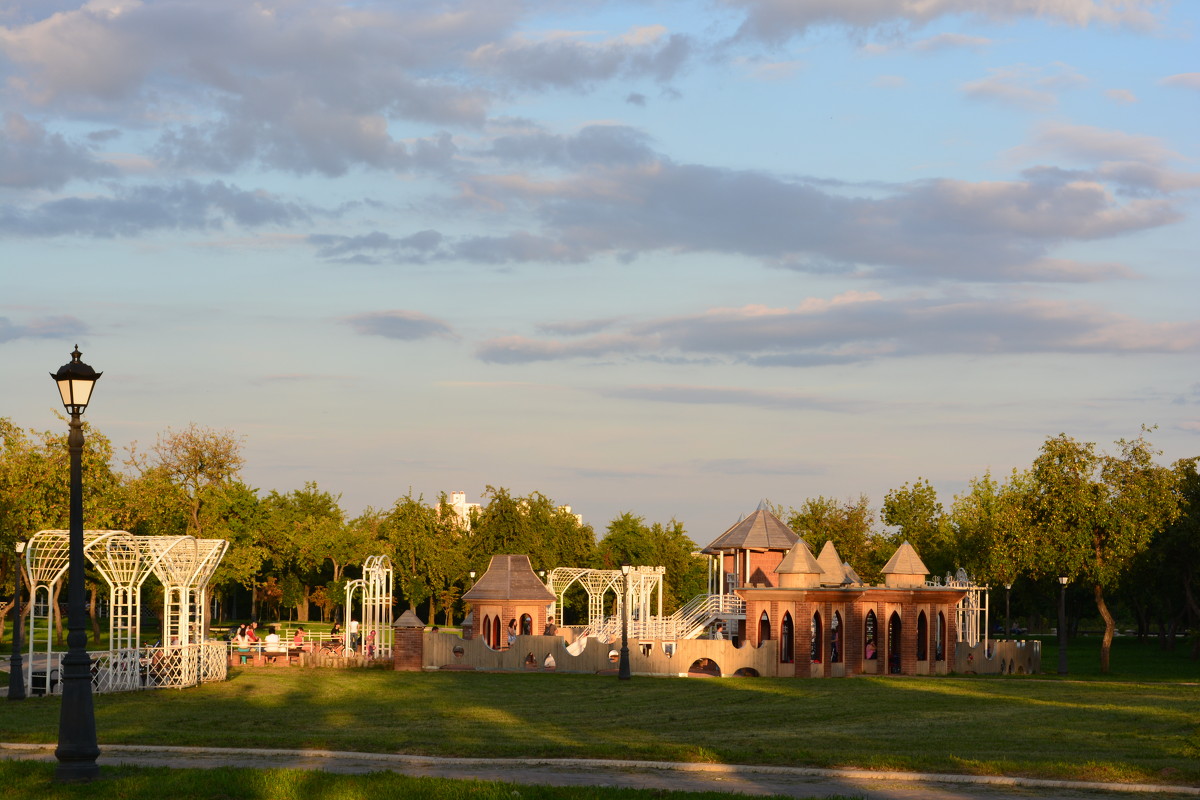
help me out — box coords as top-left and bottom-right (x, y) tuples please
(1024, 430), (1187, 672)
(596, 513), (706, 612)
(783, 495), (883, 584)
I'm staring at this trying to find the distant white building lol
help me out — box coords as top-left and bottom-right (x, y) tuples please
(443, 491), (583, 530)
(446, 491), (482, 530)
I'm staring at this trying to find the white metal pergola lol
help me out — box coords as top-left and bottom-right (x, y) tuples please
(19, 530), (229, 695)
(345, 554), (393, 660)
(547, 566), (665, 633)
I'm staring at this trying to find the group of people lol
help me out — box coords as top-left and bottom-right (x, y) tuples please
(229, 618), (370, 661)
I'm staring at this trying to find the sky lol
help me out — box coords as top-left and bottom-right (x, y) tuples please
(2, 0), (1198, 545)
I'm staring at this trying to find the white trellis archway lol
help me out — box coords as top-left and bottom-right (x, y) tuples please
(547, 566), (665, 635)
(345, 554), (393, 660)
(18, 530), (229, 695)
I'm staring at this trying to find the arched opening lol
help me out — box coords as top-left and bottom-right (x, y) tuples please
(916, 611), (928, 661)
(492, 617), (502, 650)
(687, 658), (721, 677)
(758, 611), (771, 644)
(864, 610), (877, 660)
(732, 667), (760, 677)
(780, 612), (794, 663)
(811, 611), (823, 663)
(935, 611), (946, 661)
(520, 613), (533, 636)
(888, 611), (902, 674)
(831, 611), (843, 663)
(483, 615), (493, 649)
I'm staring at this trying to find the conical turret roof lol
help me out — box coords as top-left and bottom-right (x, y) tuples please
(816, 541), (851, 585)
(776, 538), (822, 574)
(882, 541), (929, 576)
(462, 554), (555, 602)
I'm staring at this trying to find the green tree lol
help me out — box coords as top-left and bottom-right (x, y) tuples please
(881, 478), (957, 577)
(596, 512), (704, 612)
(127, 423), (244, 538)
(259, 482), (346, 621)
(784, 495), (884, 584)
(1025, 430), (1187, 673)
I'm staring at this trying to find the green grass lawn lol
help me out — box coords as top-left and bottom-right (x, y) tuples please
(2, 667), (1199, 787)
(0, 761), (837, 800)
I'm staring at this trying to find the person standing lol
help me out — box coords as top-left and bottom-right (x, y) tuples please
(347, 618), (359, 652)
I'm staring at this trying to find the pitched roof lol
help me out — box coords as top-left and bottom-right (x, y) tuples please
(842, 562), (863, 585)
(462, 554), (555, 602)
(882, 541), (930, 576)
(776, 538), (822, 574)
(816, 541), (850, 585)
(702, 505), (799, 553)
(395, 609), (426, 628)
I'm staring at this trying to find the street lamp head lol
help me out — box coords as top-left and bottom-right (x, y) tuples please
(620, 562), (631, 575)
(1058, 576), (1069, 586)
(468, 570), (475, 580)
(51, 346), (101, 416)
(1004, 583), (1013, 591)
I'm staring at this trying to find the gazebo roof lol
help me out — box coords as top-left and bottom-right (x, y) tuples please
(462, 554), (555, 602)
(882, 541), (930, 576)
(702, 503), (799, 554)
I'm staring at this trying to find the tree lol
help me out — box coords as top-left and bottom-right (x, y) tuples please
(127, 424), (244, 538)
(1025, 430), (1187, 673)
(784, 495), (884, 584)
(881, 479), (957, 577)
(258, 482), (347, 621)
(596, 512), (704, 613)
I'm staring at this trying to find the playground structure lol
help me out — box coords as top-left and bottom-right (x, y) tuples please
(447, 505), (1034, 678)
(17, 530), (229, 695)
(344, 554), (394, 659)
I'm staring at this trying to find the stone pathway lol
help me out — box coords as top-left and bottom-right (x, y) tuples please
(2, 743), (1198, 799)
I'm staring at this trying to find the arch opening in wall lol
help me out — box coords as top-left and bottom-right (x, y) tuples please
(688, 658), (721, 677)
(888, 611), (902, 674)
(758, 611), (771, 645)
(864, 610), (878, 660)
(831, 611), (843, 663)
(483, 616), (494, 650)
(780, 612), (794, 664)
(935, 611), (946, 661)
(492, 617), (502, 650)
(916, 611), (929, 661)
(733, 667), (760, 677)
(520, 613), (533, 636)
(811, 611), (823, 664)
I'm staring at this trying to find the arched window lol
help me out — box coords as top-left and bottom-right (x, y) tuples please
(483, 616), (493, 649)
(520, 614), (533, 636)
(831, 611), (843, 663)
(811, 611), (823, 663)
(888, 611), (902, 674)
(758, 611), (771, 644)
(936, 611), (946, 661)
(916, 611), (928, 661)
(780, 612), (794, 663)
(864, 610), (878, 659)
(492, 617), (502, 650)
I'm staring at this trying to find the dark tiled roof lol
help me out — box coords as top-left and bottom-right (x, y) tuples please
(395, 609), (426, 628)
(462, 554), (555, 602)
(702, 506), (799, 553)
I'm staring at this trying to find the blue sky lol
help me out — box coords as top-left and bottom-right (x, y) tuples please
(3, 0), (1197, 541)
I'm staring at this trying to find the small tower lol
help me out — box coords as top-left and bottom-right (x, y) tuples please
(461, 555), (555, 649)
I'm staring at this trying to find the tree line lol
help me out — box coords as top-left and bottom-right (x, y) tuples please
(2, 417), (1196, 673)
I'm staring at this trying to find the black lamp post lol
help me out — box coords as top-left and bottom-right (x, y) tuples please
(51, 346), (101, 783)
(1004, 582), (1013, 642)
(7, 540), (27, 701)
(1057, 576), (1069, 675)
(618, 563), (631, 681)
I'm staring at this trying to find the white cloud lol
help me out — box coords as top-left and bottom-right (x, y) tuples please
(475, 293), (1200, 366)
(1105, 88), (1137, 104)
(961, 63), (1088, 109)
(722, 0), (1162, 42)
(1160, 72), (1200, 90)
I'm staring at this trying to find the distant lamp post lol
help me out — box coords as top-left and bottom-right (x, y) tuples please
(7, 541), (27, 701)
(51, 346), (101, 782)
(1057, 576), (1070, 675)
(618, 563), (632, 681)
(468, 570), (476, 587)
(1004, 582), (1013, 642)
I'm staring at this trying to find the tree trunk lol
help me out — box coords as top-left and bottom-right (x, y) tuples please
(1095, 583), (1115, 674)
(53, 582), (64, 645)
(89, 584), (101, 644)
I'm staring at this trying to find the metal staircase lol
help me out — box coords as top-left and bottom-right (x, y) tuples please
(579, 593), (745, 641)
